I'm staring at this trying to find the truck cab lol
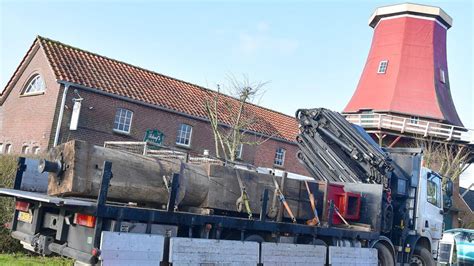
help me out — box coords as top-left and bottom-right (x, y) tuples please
(416, 169), (444, 258)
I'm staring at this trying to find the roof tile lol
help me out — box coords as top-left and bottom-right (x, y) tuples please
(36, 36), (299, 142)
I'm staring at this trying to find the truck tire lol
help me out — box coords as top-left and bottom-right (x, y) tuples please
(374, 242), (394, 266)
(410, 246), (435, 266)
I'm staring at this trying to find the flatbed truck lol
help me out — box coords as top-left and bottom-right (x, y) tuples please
(0, 108), (453, 265)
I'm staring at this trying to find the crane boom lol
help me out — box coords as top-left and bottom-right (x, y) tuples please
(295, 108), (393, 187)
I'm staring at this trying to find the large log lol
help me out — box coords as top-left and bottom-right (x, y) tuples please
(44, 140), (316, 220)
(45, 140), (209, 206)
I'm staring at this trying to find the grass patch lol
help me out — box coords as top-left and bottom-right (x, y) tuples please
(0, 253), (73, 265)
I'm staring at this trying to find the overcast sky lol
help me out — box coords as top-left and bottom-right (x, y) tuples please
(1, 0), (472, 186)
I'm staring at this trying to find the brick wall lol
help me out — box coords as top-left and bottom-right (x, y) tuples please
(58, 87), (310, 176)
(0, 46), (61, 154)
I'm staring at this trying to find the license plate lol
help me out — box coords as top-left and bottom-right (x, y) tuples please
(18, 211), (32, 223)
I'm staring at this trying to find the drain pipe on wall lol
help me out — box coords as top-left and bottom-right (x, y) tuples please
(53, 83), (70, 147)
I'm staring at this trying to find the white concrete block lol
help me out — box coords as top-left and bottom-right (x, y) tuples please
(329, 246), (377, 266)
(100, 231), (164, 266)
(261, 242), (326, 265)
(169, 237), (259, 266)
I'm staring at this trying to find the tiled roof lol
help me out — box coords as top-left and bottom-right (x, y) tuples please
(29, 36), (299, 142)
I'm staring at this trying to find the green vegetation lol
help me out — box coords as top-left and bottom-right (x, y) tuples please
(0, 155), (22, 253)
(0, 156), (74, 264)
(0, 253), (72, 265)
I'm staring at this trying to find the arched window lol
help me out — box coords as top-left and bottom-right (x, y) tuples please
(5, 144), (12, 154)
(23, 74), (46, 94)
(32, 146), (41, 154)
(22, 145), (30, 154)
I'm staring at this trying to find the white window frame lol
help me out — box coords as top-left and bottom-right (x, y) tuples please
(274, 148), (286, 167)
(33, 146), (41, 155)
(236, 143), (243, 160)
(440, 69), (446, 84)
(176, 124), (193, 147)
(377, 60), (388, 74)
(0, 143), (3, 154)
(23, 74), (46, 95)
(410, 116), (420, 125)
(22, 145), (30, 154)
(5, 144), (12, 154)
(113, 108), (133, 134)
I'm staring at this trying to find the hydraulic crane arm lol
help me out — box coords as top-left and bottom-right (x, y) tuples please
(295, 108), (393, 187)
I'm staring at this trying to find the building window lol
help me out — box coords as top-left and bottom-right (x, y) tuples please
(113, 108), (133, 134)
(22, 145), (30, 154)
(410, 116), (420, 125)
(23, 74), (46, 94)
(377, 60), (388, 74)
(176, 124), (192, 147)
(440, 69), (446, 84)
(236, 143), (243, 160)
(0, 143), (3, 154)
(32, 146), (41, 155)
(274, 148), (286, 166)
(5, 144), (12, 154)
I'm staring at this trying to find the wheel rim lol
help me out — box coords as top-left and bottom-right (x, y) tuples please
(410, 255), (425, 266)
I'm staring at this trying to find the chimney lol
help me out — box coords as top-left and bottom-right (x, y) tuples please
(344, 3), (463, 126)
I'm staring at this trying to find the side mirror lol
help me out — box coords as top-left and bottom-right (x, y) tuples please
(445, 180), (453, 197)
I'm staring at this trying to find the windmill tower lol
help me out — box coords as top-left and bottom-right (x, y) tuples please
(343, 3), (471, 147)
(343, 3), (474, 229)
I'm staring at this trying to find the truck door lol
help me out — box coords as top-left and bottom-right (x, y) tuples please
(417, 170), (444, 254)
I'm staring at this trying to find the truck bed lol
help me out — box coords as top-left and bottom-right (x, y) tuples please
(0, 188), (95, 207)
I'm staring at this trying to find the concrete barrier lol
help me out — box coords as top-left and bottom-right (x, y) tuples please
(169, 237), (259, 265)
(261, 242), (327, 265)
(100, 232), (164, 266)
(328, 246), (377, 266)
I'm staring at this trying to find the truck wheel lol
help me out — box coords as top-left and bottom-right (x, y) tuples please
(374, 242), (394, 266)
(410, 247), (435, 266)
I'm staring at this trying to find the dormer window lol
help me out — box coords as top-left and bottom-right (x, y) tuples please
(23, 74), (46, 94)
(377, 60), (388, 74)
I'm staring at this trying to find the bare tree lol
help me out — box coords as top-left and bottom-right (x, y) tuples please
(416, 138), (471, 183)
(204, 76), (271, 161)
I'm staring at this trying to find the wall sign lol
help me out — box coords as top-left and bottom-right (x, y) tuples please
(144, 129), (164, 146)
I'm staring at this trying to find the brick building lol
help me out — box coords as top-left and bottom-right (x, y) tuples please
(0, 36), (309, 176)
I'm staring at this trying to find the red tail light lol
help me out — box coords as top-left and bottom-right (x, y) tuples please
(15, 201), (30, 212)
(91, 247), (100, 257)
(74, 213), (96, 228)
